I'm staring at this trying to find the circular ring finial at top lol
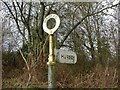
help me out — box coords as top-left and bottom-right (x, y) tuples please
(43, 14), (60, 34)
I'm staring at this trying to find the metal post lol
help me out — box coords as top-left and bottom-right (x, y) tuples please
(47, 34), (56, 88)
(43, 14), (60, 89)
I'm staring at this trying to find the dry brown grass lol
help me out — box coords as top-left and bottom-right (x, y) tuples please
(56, 63), (118, 88)
(3, 59), (118, 88)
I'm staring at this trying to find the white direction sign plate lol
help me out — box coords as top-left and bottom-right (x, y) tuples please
(55, 49), (77, 64)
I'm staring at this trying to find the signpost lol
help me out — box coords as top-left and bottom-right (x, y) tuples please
(43, 14), (60, 88)
(43, 14), (77, 88)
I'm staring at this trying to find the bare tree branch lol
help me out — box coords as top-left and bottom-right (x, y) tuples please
(2, 1), (28, 44)
(58, 3), (119, 49)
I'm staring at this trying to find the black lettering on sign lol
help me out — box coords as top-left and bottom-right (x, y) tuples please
(70, 55), (72, 60)
(67, 55), (75, 60)
(61, 54), (66, 59)
(69, 55), (71, 59)
(64, 55), (66, 59)
(67, 55), (69, 59)
(61, 55), (64, 58)
(71, 56), (75, 60)
(61, 54), (75, 63)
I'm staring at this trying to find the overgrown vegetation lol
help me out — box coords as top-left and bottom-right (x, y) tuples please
(1, 0), (119, 88)
(2, 52), (118, 88)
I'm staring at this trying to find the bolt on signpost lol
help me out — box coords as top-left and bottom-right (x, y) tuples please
(43, 14), (60, 88)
